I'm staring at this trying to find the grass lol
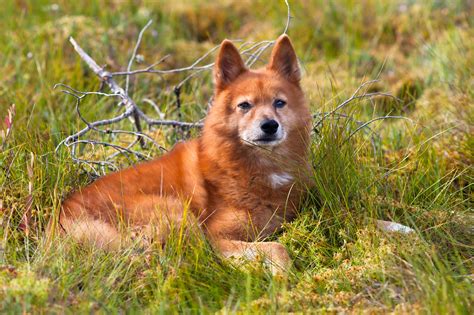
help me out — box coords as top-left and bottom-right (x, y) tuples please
(1, 0), (473, 313)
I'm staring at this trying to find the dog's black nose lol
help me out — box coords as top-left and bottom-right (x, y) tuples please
(260, 119), (279, 135)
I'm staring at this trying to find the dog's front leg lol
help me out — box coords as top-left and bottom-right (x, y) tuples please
(211, 238), (291, 275)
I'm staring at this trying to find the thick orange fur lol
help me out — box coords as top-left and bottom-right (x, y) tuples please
(60, 35), (312, 274)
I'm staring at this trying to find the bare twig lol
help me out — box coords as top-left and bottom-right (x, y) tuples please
(124, 20), (154, 147)
(111, 55), (171, 76)
(125, 19), (153, 94)
(142, 98), (165, 119)
(69, 140), (148, 160)
(283, 0), (291, 34)
(111, 44), (223, 77)
(69, 37), (127, 103)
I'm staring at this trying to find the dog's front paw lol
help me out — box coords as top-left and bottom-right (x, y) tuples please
(261, 242), (292, 276)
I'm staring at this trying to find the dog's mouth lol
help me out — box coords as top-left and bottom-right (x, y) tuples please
(254, 136), (279, 143)
(245, 135), (285, 147)
(240, 128), (287, 148)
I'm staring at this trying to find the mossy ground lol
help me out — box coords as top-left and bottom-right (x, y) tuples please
(0, 0), (473, 313)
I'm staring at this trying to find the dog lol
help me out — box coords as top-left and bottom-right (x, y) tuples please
(60, 35), (312, 274)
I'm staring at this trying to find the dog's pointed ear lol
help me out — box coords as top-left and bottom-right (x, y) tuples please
(268, 35), (300, 83)
(214, 40), (247, 89)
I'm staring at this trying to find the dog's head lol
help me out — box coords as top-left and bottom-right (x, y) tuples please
(205, 35), (310, 152)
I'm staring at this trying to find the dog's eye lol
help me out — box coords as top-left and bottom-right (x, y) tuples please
(238, 101), (252, 110)
(274, 99), (287, 108)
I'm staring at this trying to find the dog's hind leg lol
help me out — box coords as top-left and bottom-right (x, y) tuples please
(60, 194), (197, 250)
(59, 216), (122, 250)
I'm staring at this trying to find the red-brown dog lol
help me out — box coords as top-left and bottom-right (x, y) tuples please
(60, 35), (312, 274)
